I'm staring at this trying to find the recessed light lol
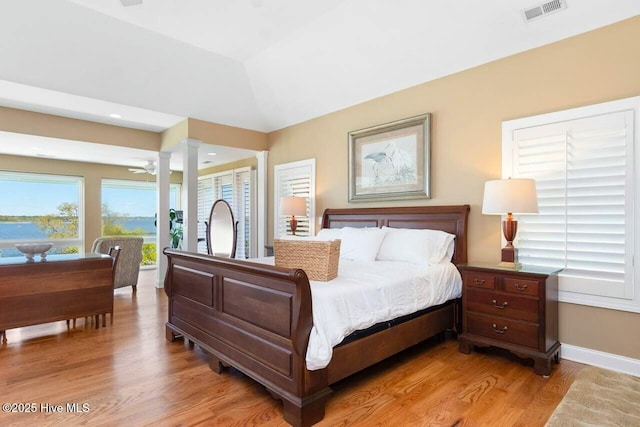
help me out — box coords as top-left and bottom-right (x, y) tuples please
(120, 0), (143, 6)
(207, 152), (217, 156)
(109, 113), (122, 119)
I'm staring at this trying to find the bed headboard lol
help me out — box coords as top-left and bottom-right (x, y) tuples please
(321, 205), (470, 265)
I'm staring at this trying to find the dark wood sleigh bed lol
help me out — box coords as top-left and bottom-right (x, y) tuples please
(163, 205), (470, 426)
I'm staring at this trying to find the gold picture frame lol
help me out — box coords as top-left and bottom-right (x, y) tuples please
(348, 113), (431, 202)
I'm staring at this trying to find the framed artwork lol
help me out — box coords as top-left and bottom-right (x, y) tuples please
(348, 113), (431, 202)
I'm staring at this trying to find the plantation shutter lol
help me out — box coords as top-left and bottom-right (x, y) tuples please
(274, 159), (315, 238)
(213, 173), (234, 207)
(511, 110), (634, 299)
(197, 178), (213, 254)
(233, 167), (252, 259)
(198, 168), (255, 258)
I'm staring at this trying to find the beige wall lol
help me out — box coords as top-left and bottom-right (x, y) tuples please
(0, 154), (182, 253)
(266, 17), (640, 359)
(0, 107), (160, 150)
(160, 118), (268, 152)
(187, 118), (268, 152)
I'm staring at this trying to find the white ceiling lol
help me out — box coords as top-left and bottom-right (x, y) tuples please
(0, 0), (638, 170)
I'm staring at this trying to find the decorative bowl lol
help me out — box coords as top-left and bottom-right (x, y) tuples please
(15, 243), (54, 261)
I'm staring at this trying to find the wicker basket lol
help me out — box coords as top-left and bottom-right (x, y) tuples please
(274, 239), (341, 281)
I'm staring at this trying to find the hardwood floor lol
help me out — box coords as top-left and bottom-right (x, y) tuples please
(0, 269), (584, 426)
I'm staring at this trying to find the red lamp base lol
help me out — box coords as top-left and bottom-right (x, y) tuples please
(499, 215), (522, 269)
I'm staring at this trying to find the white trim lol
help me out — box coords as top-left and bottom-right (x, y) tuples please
(156, 151), (171, 288)
(560, 343), (640, 377)
(181, 139), (200, 252)
(250, 168), (258, 258)
(257, 151), (268, 257)
(558, 290), (640, 314)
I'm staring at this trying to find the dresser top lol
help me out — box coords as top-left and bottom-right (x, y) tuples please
(0, 252), (111, 266)
(459, 262), (562, 276)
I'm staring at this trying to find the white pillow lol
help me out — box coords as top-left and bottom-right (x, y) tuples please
(339, 227), (387, 262)
(377, 227), (456, 265)
(315, 228), (343, 241)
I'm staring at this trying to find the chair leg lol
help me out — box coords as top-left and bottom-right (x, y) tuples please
(132, 284), (137, 293)
(1, 330), (6, 343)
(102, 314), (106, 328)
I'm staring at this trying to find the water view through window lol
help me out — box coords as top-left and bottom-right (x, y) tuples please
(0, 173), (179, 265)
(0, 172), (82, 258)
(102, 179), (180, 266)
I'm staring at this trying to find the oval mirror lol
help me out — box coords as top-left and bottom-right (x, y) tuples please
(206, 199), (238, 258)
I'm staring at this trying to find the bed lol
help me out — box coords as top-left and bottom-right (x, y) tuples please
(163, 205), (470, 426)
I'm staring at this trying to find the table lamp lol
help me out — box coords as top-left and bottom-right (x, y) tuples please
(279, 196), (307, 235)
(482, 178), (538, 269)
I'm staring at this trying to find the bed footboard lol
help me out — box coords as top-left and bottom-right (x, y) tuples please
(163, 249), (330, 427)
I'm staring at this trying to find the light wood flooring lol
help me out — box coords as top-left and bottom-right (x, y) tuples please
(0, 270), (584, 426)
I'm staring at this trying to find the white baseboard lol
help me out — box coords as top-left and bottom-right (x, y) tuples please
(561, 343), (640, 377)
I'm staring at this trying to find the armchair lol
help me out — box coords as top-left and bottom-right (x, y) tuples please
(91, 236), (144, 292)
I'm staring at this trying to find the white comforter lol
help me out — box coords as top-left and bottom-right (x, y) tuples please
(258, 258), (462, 370)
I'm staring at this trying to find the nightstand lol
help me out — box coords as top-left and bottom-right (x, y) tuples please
(457, 262), (561, 377)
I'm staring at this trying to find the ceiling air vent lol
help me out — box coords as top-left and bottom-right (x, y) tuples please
(522, 0), (567, 22)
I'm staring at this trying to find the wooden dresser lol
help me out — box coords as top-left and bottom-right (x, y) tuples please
(457, 263), (561, 376)
(0, 253), (115, 343)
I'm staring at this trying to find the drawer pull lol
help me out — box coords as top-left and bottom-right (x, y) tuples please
(491, 299), (508, 309)
(513, 283), (528, 291)
(474, 278), (486, 285)
(492, 324), (508, 334)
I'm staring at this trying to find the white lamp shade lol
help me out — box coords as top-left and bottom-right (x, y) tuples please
(482, 178), (539, 215)
(279, 196), (307, 216)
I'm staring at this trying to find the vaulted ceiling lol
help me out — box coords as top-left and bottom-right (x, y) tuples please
(0, 0), (638, 168)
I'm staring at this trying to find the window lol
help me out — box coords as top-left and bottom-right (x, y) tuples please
(503, 97), (639, 312)
(198, 167), (255, 258)
(101, 179), (181, 266)
(274, 159), (315, 238)
(0, 171), (83, 257)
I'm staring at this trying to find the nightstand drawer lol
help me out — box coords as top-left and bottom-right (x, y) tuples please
(503, 278), (540, 296)
(465, 288), (539, 322)
(463, 271), (496, 290)
(466, 313), (539, 349)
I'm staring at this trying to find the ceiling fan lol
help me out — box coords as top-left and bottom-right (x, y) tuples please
(128, 160), (158, 175)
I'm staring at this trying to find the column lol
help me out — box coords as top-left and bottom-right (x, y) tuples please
(156, 151), (171, 288)
(181, 138), (200, 252)
(256, 150), (268, 257)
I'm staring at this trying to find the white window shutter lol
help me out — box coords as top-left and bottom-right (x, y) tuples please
(197, 177), (213, 254)
(274, 159), (316, 238)
(233, 167), (251, 259)
(197, 168), (254, 258)
(511, 110), (634, 300)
